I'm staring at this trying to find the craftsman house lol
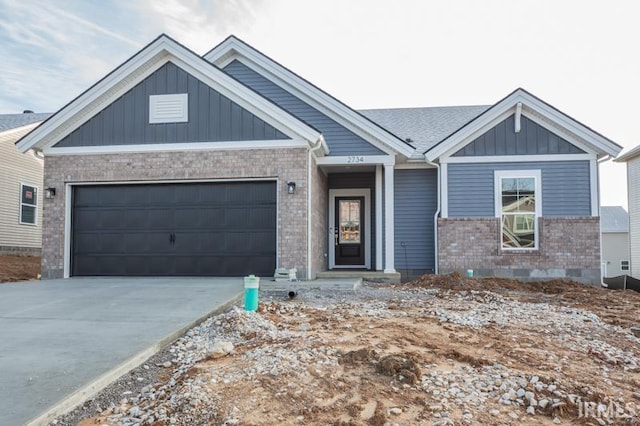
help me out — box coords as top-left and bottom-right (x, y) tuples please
(17, 35), (622, 283)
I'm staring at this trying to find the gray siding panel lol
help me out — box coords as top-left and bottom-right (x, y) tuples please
(328, 172), (378, 269)
(223, 60), (384, 156)
(55, 62), (289, 147)
(448, 161), (591, 217)
(454, 115), (585, 156)
(394, 169), (437, 271)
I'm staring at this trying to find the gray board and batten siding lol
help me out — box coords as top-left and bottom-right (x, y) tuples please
(394, 169), (438, 279)
(55, 62), (289, 148)
(447, 161), (591, 218)
(223, 60), (384, 156)
(328, 172), (378, 269)
(453, 114), (585, 157)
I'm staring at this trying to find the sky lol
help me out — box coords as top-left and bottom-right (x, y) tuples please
(0, 0), (637, 208)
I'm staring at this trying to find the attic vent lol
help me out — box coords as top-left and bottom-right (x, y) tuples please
(149, 94), (188, 124)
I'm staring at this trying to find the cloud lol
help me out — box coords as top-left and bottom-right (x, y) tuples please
(139, 0), (266, 53)
(0, 0), (269, 113)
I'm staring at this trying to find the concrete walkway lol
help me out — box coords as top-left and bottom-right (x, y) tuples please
(0, 277), (243, 426)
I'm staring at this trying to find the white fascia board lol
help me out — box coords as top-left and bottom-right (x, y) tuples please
(426, 89), (622, 162)
(615, 144), (640, 162)
(206, 41), (415, 158)
(441, 153), (597, 164)
(17, 37), (172, 153)
(315, 155), (395, 166)
(42, 139), (309, 156)
(18, 35), (322, 154)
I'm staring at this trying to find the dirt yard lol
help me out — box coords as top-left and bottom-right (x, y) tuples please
(64, 274), (640, 425)
(0, 255), (40, 282)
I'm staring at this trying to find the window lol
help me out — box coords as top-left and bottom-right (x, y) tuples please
(621, 260), (630, 271)
(20, 184), (38, 225)
(494, 170), (541, 250)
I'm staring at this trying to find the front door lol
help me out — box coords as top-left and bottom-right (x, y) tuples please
(334, 197), (365, 266)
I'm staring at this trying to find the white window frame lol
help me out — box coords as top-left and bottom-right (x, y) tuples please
(19, 183), (38, 226)
(621, 260), (630, 271)
(494, 170), (542, 251)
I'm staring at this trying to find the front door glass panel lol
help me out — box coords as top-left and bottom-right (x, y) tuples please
(339, 200), (361, 244)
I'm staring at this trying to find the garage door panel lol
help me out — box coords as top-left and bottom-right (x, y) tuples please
(72, 182), (276, 277)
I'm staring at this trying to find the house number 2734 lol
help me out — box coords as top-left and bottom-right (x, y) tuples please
(347, 156), (365, 164)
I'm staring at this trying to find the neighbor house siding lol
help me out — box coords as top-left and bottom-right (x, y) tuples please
(448, 161), (591, 217)
(223, 60), (384, 156)
(55, 62), (289, 147)
(328, 172), (378, 269)
(0, 126), (43, 252)
(453, 114), (585, 156)
(394, 169), (437, 278)
(629, 157), (640, 278)
(601, 233), (630, 277)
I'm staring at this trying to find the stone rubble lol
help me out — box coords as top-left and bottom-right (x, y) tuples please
(58, 284), (640, 425)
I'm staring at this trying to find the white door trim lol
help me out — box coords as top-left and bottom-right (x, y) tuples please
(328, 188), (371, 269)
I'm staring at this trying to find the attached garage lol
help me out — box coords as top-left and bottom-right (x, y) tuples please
(71, 181), (277, 277)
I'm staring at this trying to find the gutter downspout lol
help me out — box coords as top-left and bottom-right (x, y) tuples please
(307, 136), (327, 280)
(597, 154), (612, 287)
(426, 158), (441, 274)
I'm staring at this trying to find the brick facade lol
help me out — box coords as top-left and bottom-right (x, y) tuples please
(42, 148), (309, 279)
(438, 217), (601, 284)
(309, 155), (328, 278)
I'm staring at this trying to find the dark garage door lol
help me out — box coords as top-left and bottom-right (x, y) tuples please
(71, 182), (276, 277)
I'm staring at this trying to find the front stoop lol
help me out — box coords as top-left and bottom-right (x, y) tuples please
(315, 270), (401, 283)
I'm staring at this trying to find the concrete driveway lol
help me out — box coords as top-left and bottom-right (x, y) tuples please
(0, 277), (243, 426)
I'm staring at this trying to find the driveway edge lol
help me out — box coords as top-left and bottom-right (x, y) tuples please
(26, 291), (243, 426)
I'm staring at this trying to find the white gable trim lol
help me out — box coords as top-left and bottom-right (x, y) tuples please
(205, 37), (415, 158)
(42, 139), (310, 156)
(425, 89), (622, 162)
(17, 35), (325, 154)
(442, 153), (596, 164)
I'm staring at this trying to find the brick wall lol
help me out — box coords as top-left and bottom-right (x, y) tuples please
(438, 217), (601, 284)
(309, 155), (328, 278)
(42, 148), (309, 279)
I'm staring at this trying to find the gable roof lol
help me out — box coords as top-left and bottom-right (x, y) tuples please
(16, 34), (325, 155)
(0, 112), (51, 134)
(424, 88), (623, 162)
(204, 36), (414, 158)
(615, 144), (640, 162)
(359, 105), (489, 161)
(600, 206), (629, 233)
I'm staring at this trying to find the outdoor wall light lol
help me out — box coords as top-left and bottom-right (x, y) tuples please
(45, 187), (56, 199)
(287, 182), (296, 194)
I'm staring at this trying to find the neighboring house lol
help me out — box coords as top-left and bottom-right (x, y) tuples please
(600, 206), (630, 277)
(616, 145), (640, 278)
(16, 35), (622, 283)
(0, 112), (51, 255)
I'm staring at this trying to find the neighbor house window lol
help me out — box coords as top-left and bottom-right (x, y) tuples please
(20, 184), (38, 225)
(621, 260), (630, 271)
(494, 170), (541, 250)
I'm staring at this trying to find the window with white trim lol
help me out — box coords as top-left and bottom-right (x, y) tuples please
(20, 184), (38, 225)
(494, 170), (541, 250)
(621, 260), (630, 271)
